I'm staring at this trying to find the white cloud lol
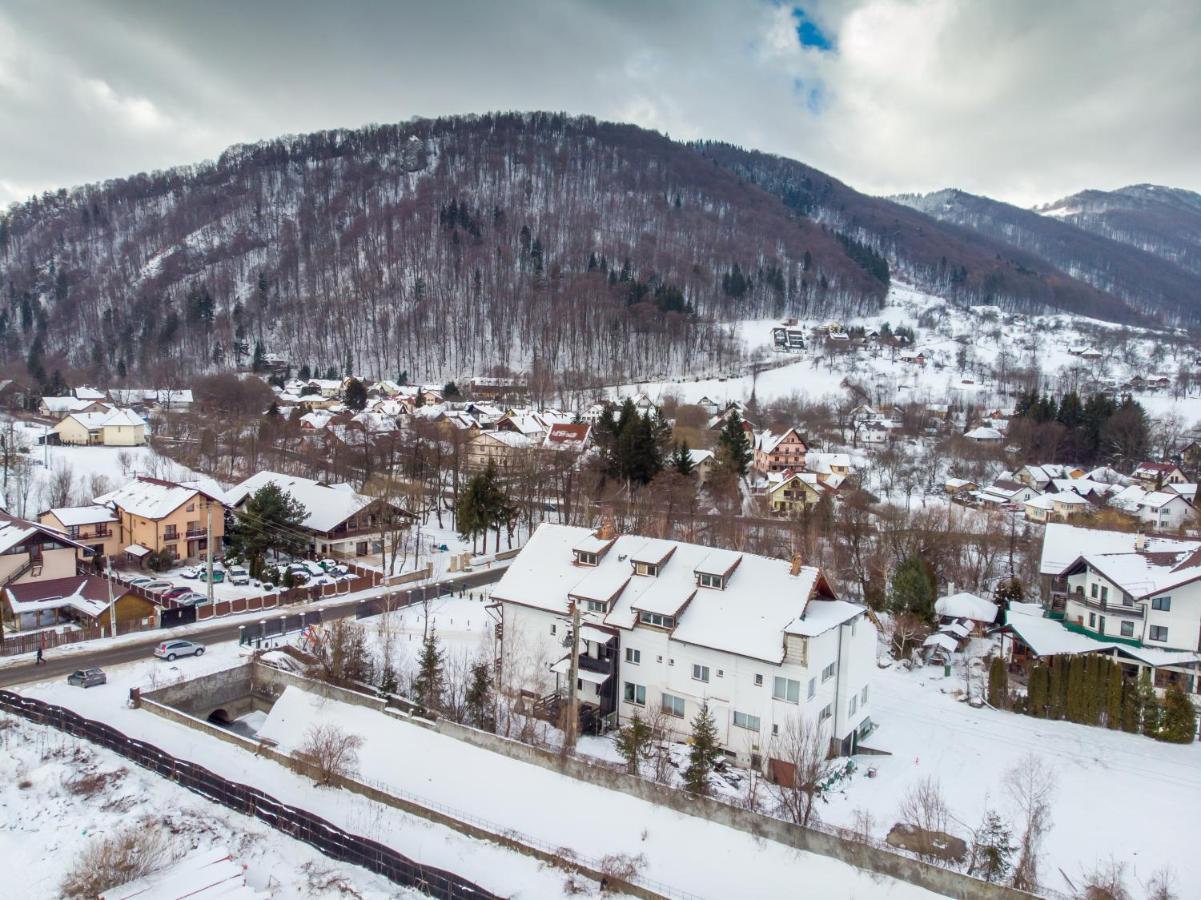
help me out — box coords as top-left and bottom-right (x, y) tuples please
(77, 78), (171, 133)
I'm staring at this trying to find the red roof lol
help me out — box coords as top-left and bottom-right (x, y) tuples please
(545, 423), (591, 446)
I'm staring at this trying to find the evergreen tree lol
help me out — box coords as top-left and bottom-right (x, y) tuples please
(715, 410), (752, 479)
(1027, 663), (1049, 718)
(1048, 656), (1067, 720)
(343, 377), (368, 411)
(443, 380), (462, 399)
(992, 578), (1023, 626)
(379, 657), (399, 695)
(889, 554), (936, 620)
(1105, 660), (1123, 729)
(615, 714), (653, 776)
(225, 483), (308, 578)
(1138, 669), (1161, 737)
(251, 340), (267, 373)
(987, 656), (1009, 709)
(971, 810), (1015, 884)
(671, 440), (695, 476)
(682, 700), (722, 795)
(298, 364), (312, 381)
(413, 623), (445, 713)
(1119, 678), (1142, 733)
(464, 659), (495, 731)
(1158, 684), (1196, 744)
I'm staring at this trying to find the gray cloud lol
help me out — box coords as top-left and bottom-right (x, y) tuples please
(0, 0), (1197, 207)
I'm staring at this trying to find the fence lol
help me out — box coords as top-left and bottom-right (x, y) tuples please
(238, 611), (324, 645)
(0, 689), (499, 900)
(0, 616), (159, 657)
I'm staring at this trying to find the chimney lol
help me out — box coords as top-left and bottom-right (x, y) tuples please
(947, 581), (956, 597)
(596, 515), (617, 542)
(790, 553), (803, 577)
(1135, 532), (1146, 553)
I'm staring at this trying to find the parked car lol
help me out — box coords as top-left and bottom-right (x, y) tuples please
(197, 569), (224, 583)
(67, 667), (107, 688)
(175, 590), (208, 605)
(179, 566), (201, 579)
(154, 640), (205, 660)
(161, 586), (194, 601)
(227, 566), (250, 585)
(141, 580), (175, 595)
(127, 575), (156, 586)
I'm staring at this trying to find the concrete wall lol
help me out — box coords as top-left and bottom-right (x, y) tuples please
(142, 664), (256, 718)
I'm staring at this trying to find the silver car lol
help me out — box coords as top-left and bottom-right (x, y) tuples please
(67, 667), (107, 688)
(153, 639), (206, 661)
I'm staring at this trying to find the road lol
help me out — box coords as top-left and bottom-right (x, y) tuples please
(0, 567), (506, 688)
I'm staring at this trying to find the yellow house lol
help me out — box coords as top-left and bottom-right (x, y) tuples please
(53, 407), (147, 446)
(94, 477), (226, 565)
(767, 472), (829, 517)
(40, 505), (122, 562)
(466, 430), (536, 471)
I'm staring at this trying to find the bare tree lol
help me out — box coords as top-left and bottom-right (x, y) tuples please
(768, 716), (839, 826)
(44, 461), (77, 508)
(1078, 858), (1131, 900)
(897, 776), (952, 863)
(1004, 754), (1056, 893)
(294, 723), (364, 785)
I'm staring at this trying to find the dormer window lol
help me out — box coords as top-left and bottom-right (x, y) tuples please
(582, 598), (608, 613)
(576, 550), (598, 566)
(638, 611), (675, 629)
(697, 572), (724, 590)
(634, 562), (659, 577)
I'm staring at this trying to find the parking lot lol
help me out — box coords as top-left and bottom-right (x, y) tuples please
(116, 557), (357, 607)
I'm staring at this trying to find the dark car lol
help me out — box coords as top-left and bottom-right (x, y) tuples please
(161, 586), (194, 601)
(66, 667), (107, 688)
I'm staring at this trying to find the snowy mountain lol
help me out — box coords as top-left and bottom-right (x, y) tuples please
(0, 113), (1190, 384)
(891, 188), (1201, 322)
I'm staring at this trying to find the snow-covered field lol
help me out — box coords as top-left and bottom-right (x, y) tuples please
(822, 664), (1201, 896)
(0, 712), (412, 899)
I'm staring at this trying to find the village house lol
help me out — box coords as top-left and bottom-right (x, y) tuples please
(980, 479), (1038, 506)
(687, 448), (715, 484)
(109, 388), (194, 412)
(943, 477), (977, 496)
(963, 425), (1003, 444)
(38, 395), (107, 417)
(1108, 485), (1195, 530)
(467, 376), (526, 402)
(52, 407), (146, 446)
(753, 427), (809, 474)
(39, 505), (121, 562)
(227, 471), (412, 559)
(492, 523), (877, 763)
(1023, 491), (1092, 523)
(934, 590), (998, 635)
(765, 471), (830, 517)
(1132, 461), (1188, 490)
(91, 477), (228, 566)
(465, 430), (537, 472)
(542, 422), (592, 453)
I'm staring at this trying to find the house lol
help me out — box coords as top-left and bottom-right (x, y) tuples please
(770, 325), (806, 352)
(1181, 441), (1201, 474)
(753, 427), (809, 474)
(934, 590), (998, 634)
(227, 471), (412, 558)
(93, 477), (227, 565)
(898, 349), (927, 366)
(581, 402), (609, 426)
(805, 452), (854, 482)
(944, 477), (977, 495)
(1024, 491), (1092, 523)
(766, 472), (830, 517)
(467, 376), (526, 401)
(40, 505), (120, 562)
(466, 430), (537, 472)
(5, 575), (152, 634)
(0, 378), (31, 410)
(980, 479), (1038, 506)
(492, 523), (877, 762)
(109, 388), (194, 411)
(497, 412), (551, 443)
(1037, 524), (1174, 614)
(542, 423), (592, 453)
(687, 449), (715, 484)
(963, 426), (1003, 443)
(38, 396), (106, 417)
(52, 407), (146, 446)
(1108, 485), (1195, 530)
(1132, 461), (1188, 490)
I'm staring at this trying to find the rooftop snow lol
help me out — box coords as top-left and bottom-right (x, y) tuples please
(935, 592), (998, 623)
(226, 471), (386, 534)
(95, 477), (224, 521)
(45, 505), (117, 527)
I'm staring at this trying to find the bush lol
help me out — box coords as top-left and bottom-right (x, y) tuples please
(60, 817), (170, 898)
(293, 723), (364, 785)
(1156, 685), (1196, 744)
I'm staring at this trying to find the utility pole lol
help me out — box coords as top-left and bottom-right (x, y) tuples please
(564, 600), (581, 752)
(106, 554), (116, 639)
(205, 507), (215, 605)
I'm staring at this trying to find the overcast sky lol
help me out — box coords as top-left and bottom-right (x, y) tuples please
(1, 0), (1198, 208)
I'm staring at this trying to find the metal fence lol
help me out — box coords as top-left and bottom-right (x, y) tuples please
(238, 611), (324, 645)
(0, 690), (499, 900)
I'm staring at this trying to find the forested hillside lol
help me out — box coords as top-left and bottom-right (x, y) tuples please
(0, 114), (889, 386)
(893, 188), (1201, 321)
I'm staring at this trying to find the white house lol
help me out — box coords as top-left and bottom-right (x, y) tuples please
(1109, 485), (1195, 530)
(491, 523), (877, 764)
(964, 426), (1003, 444)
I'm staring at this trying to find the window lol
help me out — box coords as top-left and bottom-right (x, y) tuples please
(1120, 621), (1135, 637)
(662, 693), (686, 717)
(849, 695), (857, 715)
(808, 678), (816, 699)
(550, 624), (557, 636)
(861, 685), (869, 704)
(773, 677), (801, 703)
(634, 562), (659, 577)
(1122, 593), (1134, 607)
(771, 723), (779, 736)
(625, 648), (640, 665)
(697, 572), (724, 589)
(1153, 596), (1172, 611)
(576, 551), (598, 566)
(638, 611), (675, 629)
(1101, 586), (1109, 602)
(692, 664), (710, 683)
(822, 662), (836, 682)
(1150, 625), (1169, 642)
(1088, 612), (1096, 627)
(754, 673), (764, 687)
(716, 669), (724, 678)
(819, 704), (832, 722)
(733, 711), (761, 731)
(582, 598), (608, 613)
(623, 682), (646, 706)
(656, 655), (663, 663)
(1090, 583), (1098, 598)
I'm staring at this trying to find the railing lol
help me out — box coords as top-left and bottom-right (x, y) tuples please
(1070, 594), (1145, 619)
(185, 528), (207, 539)
(0, 691), (500, 900)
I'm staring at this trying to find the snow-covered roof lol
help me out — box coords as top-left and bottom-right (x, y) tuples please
(4, 575), (114, 619)
(493, 524), (852, 663)
(74, 386), (107, 401)
(62, 407), (145, 430)
(0, 512), (86, 555)
(935, 592), (998, 623)
(1004, 607), (1201, 668)
(124, 543), (151, 557)
(45, 505), (117, 527)
(1038, 523), (1187, 576)
(226, 471), (381, 534)
(95, 477), (225, 521)
(964, 426), (1002, 440)
(944, 477), (975, 489)
(922, 633), (960, 653)
(41, 396), (97, 414)
(687, 448), (714, 466)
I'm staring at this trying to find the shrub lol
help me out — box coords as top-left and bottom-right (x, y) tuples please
(60, 817), (170, 899)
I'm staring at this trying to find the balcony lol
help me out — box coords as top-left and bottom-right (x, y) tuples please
(1069, 594), (1145, 619)
(185, 528), (207, 539)
(577, 655), (614, 676)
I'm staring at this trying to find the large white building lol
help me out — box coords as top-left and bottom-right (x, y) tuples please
(491, 523), (877, 765)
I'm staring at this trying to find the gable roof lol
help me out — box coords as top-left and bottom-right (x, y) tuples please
(226, 471), (393, 533)
(95, 477), (226, 521)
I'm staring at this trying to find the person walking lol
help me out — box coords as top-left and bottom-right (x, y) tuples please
(35, 646), (44, 665)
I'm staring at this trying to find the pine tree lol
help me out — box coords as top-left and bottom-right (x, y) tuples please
(379, 658), (399, 695)
(671, 441), (695, 476)
(682, 701), (722, 795)
(413, 623), (444, 713)
(1138, 669), (1161, 737)
(615, 714), (653, 775)
(1105, 661), (1123, 729)
(226, 483), (308, 578)
(1119, 678), (1142, 733)
(716, 411), (752, 479)
(251, 339), (267, 373)
(464, 659), (495, 731)
(889, 554), (936, 620)
(987, 656), (1009, 709)
(971, 810), (1016, 883)
(1027, 663), (1048, 718)
(343, 377), (368, 411)
(1158, 684), (1196, 744)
